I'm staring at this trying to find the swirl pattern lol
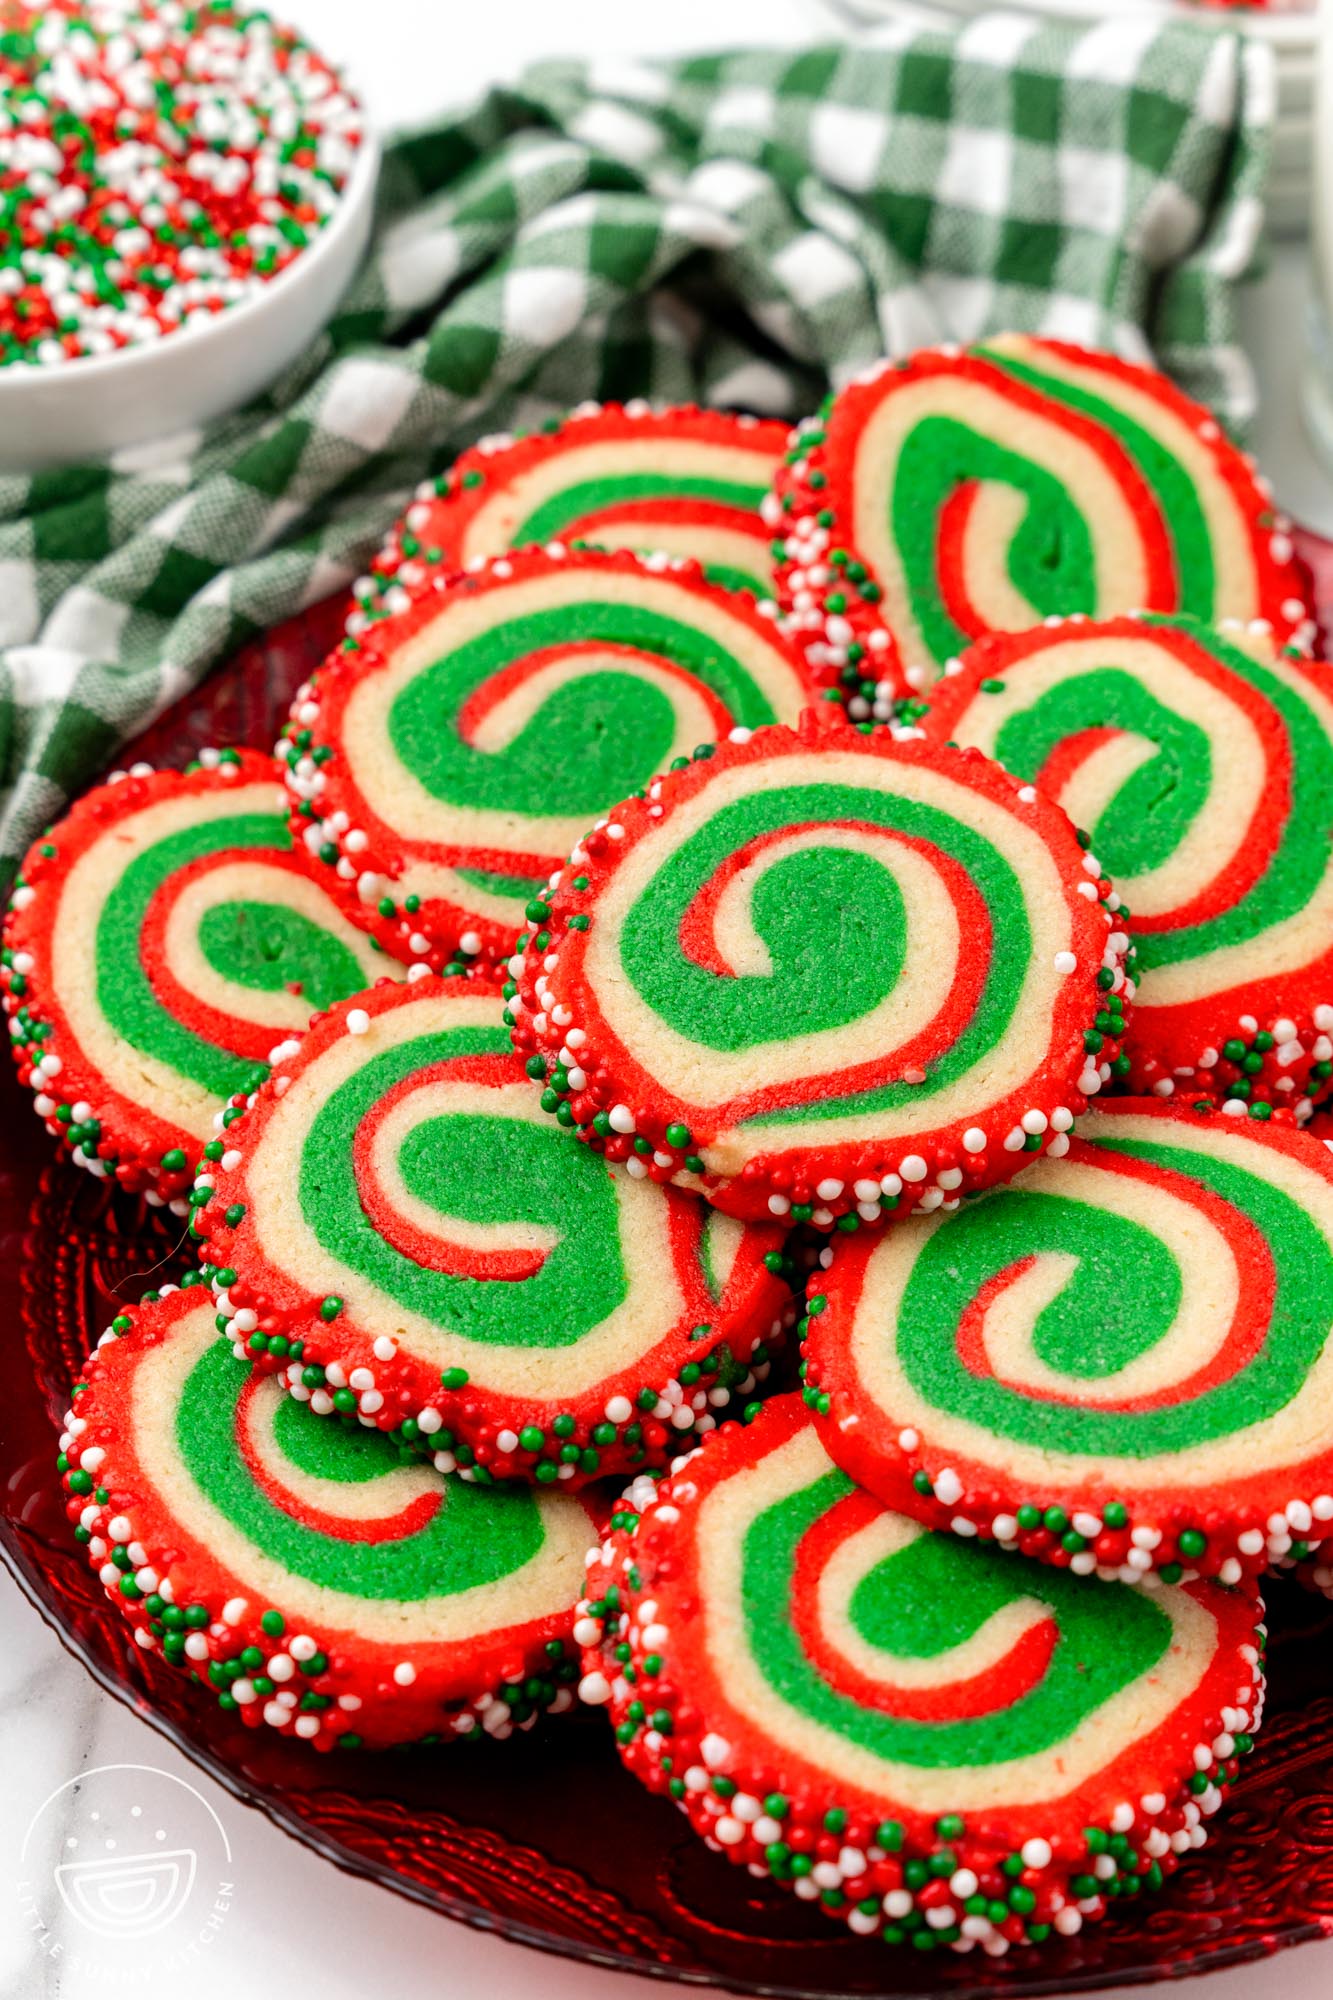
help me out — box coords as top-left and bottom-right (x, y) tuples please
(59, 1285), (595, 1749)
(510, 717), (1133, 1223)
(578, 1398), (1263, 1953)
(925, 615), (1333, 1110)
(773, 337), (1313, 704)
(350, 404), (790, 632)
(803, 1099), (1333, 1582)
(3, 749), (393, 1201)
(284, 546), (811, 970)
(194, 978), (790, 1484)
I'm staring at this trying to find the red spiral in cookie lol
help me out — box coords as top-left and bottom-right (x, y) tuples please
(351, 402), (789, 628)
(509, 713), (1134, 1223)
(773, 338), (1312, 708)
(577, 1397), (1265, 1954)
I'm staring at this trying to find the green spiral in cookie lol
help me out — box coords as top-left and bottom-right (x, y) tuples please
(182, 1334), (545, 1598)
(217, 983), (777, 1437)
(22, 759), (395, 1169)
(683, 1412), (1220, 1813)
(388, 602), (786, 814)
(617, 777), (1030, 1129)
(746, 1461), (1172, 1765)
(298, 551), (812, 965)
(787, 335), (1302, 692)
(906, 1149), (1327, 1453)
(817, 1108), (1333, 1498)
(301, 1020), (628, 1346)
(976, 343), (1217, 609)
(100, 809), (367, 1097)
(925, 617), (1333, 986)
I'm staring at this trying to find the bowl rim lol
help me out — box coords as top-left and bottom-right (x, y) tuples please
(0, 126), (382, 398)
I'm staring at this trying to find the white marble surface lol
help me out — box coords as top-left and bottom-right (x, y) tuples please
(2, 4), (1332, 1998)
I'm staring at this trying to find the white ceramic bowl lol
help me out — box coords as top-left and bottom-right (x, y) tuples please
(0, 132), (380, 473)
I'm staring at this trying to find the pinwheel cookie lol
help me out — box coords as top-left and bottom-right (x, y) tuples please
(191, 977), (791, 1486)
(923, 616), (1333, 1113)
(577, 1397), (1265, 1955)
(802, 1099), (1333, 1583)
(4, 750), (395, 1204)
(58, 1281), (597, 1750)
(349, 403), (790, 630)
(283, 546), (810, 971)
(772, 336), (1312, 705)
(508, 713), (1134, 1224)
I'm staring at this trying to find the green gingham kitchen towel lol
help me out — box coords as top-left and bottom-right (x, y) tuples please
(0, 11), (1273, 880)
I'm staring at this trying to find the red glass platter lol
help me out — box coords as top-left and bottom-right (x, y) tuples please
(5, 538), (1333, 2000)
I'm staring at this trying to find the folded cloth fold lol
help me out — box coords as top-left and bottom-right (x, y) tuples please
(0, 11), (1273, 882)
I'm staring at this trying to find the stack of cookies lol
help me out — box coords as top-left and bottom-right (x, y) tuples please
(16, 341), (1333, 1960)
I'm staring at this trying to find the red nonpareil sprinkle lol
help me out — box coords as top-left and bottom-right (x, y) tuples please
(0, 0), (363, 368)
